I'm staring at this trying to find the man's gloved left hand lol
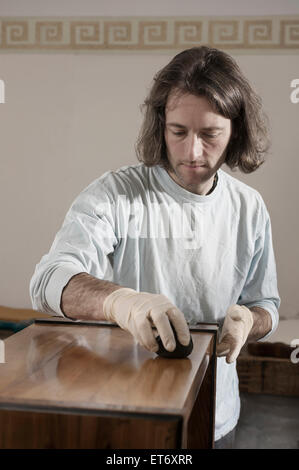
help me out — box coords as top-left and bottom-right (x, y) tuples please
(216, 305), (254, 364)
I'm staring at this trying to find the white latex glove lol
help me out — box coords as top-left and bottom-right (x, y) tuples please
(103, 288), (191, 353)
(216, 305), (254, 364)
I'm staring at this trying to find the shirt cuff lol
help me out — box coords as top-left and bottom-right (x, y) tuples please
(243, 300), (279, 342)
(45, 264), (86, 318)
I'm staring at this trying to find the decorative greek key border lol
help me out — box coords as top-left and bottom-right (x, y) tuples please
(0, 16), (299, 52)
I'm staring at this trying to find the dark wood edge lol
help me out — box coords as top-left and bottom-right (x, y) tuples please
(209, 329), (218, 448)
(237, 354), (294, 363)
(0, 400), (183, 424)
(34, 317), (219, 332)
(34, 317), (118, 327)
(181, 329), (218, 449)
(182, 353), (210, 423)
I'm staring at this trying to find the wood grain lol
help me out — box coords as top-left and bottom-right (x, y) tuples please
(237, 354), (299, 396)
(0, 322), (218, 448)
(0, 409), (181, 449)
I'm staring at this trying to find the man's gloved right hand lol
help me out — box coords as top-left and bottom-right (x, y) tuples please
(103, 288), (190, 353)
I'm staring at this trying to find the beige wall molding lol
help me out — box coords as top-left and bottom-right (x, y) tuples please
(0, 16), (299, 53)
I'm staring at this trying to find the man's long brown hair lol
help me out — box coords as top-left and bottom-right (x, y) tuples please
(136, 46), (270, 173)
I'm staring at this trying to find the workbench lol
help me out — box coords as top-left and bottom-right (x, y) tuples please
(0, 318), (218, 449)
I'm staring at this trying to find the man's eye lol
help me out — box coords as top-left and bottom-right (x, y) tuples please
(172, 131), (185, 136)
(203, 133), (219, 139)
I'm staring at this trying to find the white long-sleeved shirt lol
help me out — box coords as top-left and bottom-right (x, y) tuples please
(30, 163), (280, 441)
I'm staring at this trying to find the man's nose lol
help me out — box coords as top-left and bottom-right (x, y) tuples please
(188, 134), (203, 160)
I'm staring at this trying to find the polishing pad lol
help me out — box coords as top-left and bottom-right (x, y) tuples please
(155, 322), (193, 358)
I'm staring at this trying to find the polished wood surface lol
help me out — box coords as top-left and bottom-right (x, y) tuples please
(0, 320), (218, 448)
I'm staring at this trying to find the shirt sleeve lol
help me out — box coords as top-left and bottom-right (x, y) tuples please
(29, 179), (118, 318)
(237, 207), (281, 342)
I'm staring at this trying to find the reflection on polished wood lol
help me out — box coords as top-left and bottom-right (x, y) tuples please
(0, 320), (218, 449)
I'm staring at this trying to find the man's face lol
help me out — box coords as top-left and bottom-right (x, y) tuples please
(164, 91), (232, 194)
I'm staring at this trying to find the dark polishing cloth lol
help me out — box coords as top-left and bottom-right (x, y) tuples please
(155, 323), (193, 358)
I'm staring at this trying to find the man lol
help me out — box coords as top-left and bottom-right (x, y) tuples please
(30, 46), (280, 448)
